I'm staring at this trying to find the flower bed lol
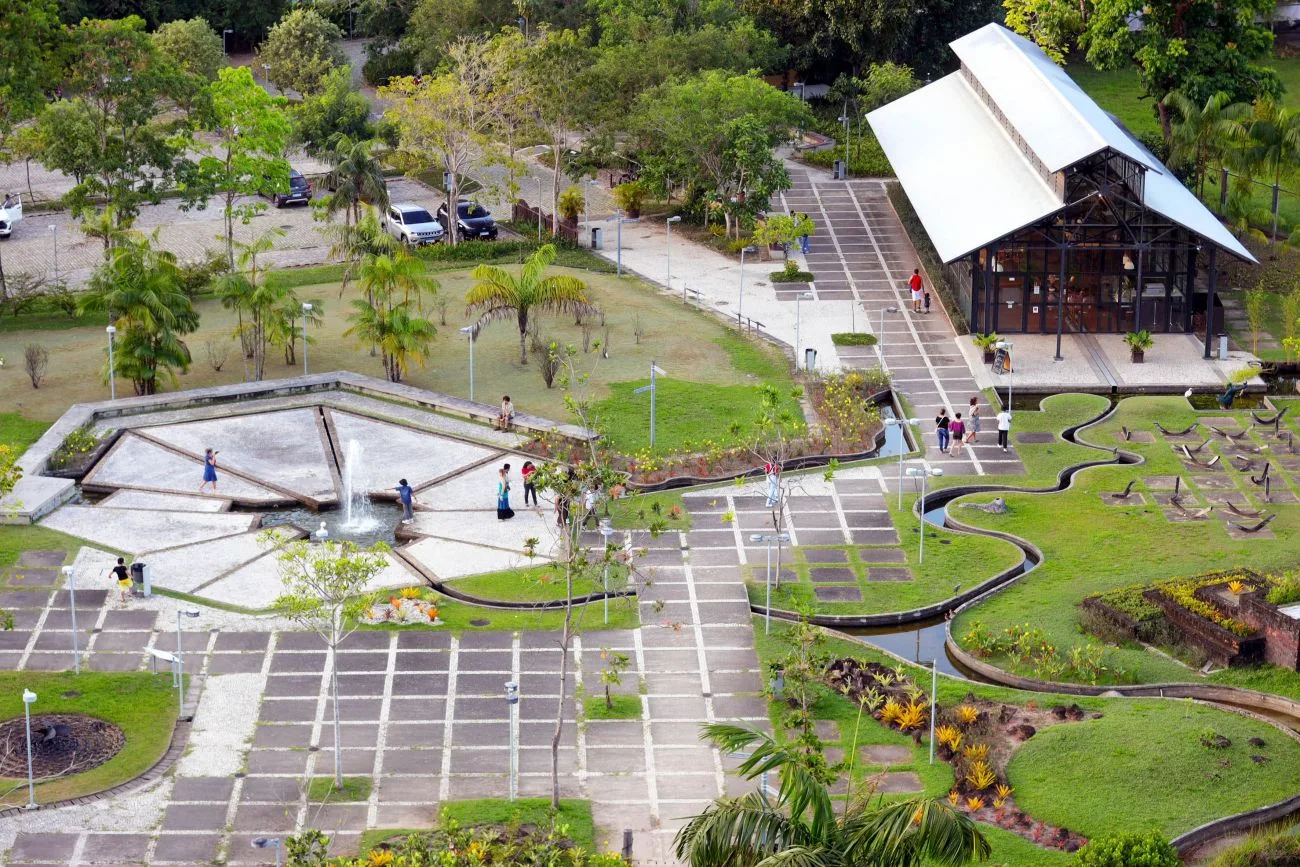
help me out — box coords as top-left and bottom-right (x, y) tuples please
(360, 589), (443, 626)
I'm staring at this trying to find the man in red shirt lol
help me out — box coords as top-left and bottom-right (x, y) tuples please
(909, 268), (923, 312)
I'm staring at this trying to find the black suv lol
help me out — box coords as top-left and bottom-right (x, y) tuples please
(437, 200), (498, 241)
(260, 169), (313, 208)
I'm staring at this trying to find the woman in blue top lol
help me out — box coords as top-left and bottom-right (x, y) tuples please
(497, 464), (514, 520)
(199, 448), (219, 493)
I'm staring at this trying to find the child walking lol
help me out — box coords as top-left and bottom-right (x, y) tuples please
(949, 413), (967, 457)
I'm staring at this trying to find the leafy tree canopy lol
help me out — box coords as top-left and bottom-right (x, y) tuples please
(258, 7), (347, 97)
(151, 16), (225, 82)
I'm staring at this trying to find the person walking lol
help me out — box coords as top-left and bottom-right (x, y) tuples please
(199, 448), (219, 493)
(582, 486), (600, 529)
(395, 478), (414, 523)
(112, 557), (131, 603)
(764, 461), (781, 508)
(521, 461), (538, 507)
(935, 409), (951, 453)
(967, 396), (982, 444)
(949, 413), (966, 457)
(997, 407), (1012, 452)
(909, 268), (923, 313)
(923, 290), (932, 315)
(497, 464), (514, 520)
(798, 213), (812, 253)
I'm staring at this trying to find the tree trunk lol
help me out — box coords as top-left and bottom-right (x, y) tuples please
(1158, 99), (1173, 144)
(331, 662), (343, 787)
(518, 312), (529, 365)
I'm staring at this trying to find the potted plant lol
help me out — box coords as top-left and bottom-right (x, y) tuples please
(612, 180), (648, 218)
(1124, 329), (1154, 363)
(973, 332), (1000, 364)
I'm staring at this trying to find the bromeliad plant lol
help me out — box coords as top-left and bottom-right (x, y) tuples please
(676, 723), (991, 867)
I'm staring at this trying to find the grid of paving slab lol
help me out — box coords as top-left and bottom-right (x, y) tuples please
(780, 168), (1025, 479)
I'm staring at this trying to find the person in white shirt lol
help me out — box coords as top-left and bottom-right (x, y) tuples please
(996, 409), (1012, 452)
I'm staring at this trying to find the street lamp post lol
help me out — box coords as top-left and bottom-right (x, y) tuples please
(301, 302), (312, 375)
(606, 210), (640, 275)
(105, 325), (117, 400)
(175, 607), (200, 690)
(794, 291), (814, 368)
(995, 340), (1014, 410)
(458, 325), (476, 402)
(928, 659), (938, 764)
(838, 114), (850, 177)
(905, 466), (943, 563)
(60, 566), (79, 674)
(599, 521), (616, 624)
(666, 215), (682, 296)
(878, 306), (898, 372)
(738, 245), (757, 327)
(48, 225), (58, 283)
(251, 837), (282, 867)
(22, 689), (37, 809)
(750, 533), (790, 635)
(222, 29), (233, 54)
(884, 418), (921, 508)
(504, 681), (520, 801)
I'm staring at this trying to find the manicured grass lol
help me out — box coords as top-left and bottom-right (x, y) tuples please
(594, 375), (802, 455)
(307, 775), (372, 802)
(584, 693), (641, 720)
(439, 798), (598, 850)
(606, 490), (693, 531)
(0, 671), (178, 806)
(447, 562), (633, 606)
(358, 589), (640, 634)
(0, 524), (94, 571)
(0, 267), (794, 426)
(971, 825), (1074, 867)
(1007, 699), (1300, 838)
(0, 412), (49, 453)
(950, 396), (1300, 690)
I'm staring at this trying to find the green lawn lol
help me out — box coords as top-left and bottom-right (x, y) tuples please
(1008, 700), (1300, 838)
(307, 775), (372, 802)
(0, 412), (48, 453)
(0, 524), (94, 571)
(0, 671), (178, 806)
(949, 396), (1300, 692)
(358, 587), (640, 633)
(439, 798), (599, 850)
(447, 562), (632, 606)
(584, 693), (641, 720)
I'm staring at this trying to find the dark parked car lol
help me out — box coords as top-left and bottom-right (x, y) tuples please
(437, 200), (498, 241)
(260, 169), (313, 208)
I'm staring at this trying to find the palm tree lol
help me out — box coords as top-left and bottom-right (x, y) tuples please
(346, 248), (438, 382)
(219, 225), (287, 380)
(322, 137), (390, 227)
(675, 723), (990, 867)
(79, 205), (135, 263)
(465, 243), (596, 365)
(80, 234), (199, 395)
(1236, 99), (1300, 246)
(1165, 90), (1248, 200)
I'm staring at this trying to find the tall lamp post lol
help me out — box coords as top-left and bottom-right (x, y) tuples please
(994, 340), (1014, 410)
(175, 607), (200, 690)
(838, 114), (850, 177)
(599, 521), (616, 624)
(60, 566), (79, 674)
(794, 291), (814, 369)
(458, 325), (476, 402)
(666, 215), (682, 296)
(222, 28), (233, 54)
(105, 325), (117, 401)
(738, 245), (757, 327)
(48, 225), (58, 283)
(606, 210), (640, 275)
(22, 689), (37, 809)
(750, 532), (790, 635)
(877, 306), (898, 373)
(905, 466), (943, 563)
(301, 302), (312, 375)
(884, 417), (921, 508)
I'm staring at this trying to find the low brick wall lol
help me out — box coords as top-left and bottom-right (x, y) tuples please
(1240, 593), (1300, 670)
(1143, 590), (1263, 666)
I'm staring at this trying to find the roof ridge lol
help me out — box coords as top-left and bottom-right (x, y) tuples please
(956, 70), (1062, 206)
(986, 24), (1107, 161)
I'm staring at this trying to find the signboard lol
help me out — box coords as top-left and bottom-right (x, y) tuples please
(992, 347), (1012, 375)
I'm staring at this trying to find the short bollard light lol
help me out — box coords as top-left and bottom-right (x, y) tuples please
(251, 836), (282, 867)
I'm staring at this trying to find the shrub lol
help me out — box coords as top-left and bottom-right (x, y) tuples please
(47, 424), (102, 471)
(612, 180), (649, 216)
(1267, 572), (1300, 607)
(24, 344), (48, 389)
(1071, 830), (1179, 867)
(771, 267), (814, 283)
(831, 332), (877, 346)
(557, 186), (583, 222)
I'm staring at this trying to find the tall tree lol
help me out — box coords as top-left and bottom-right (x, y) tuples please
(152, 17), (225, 83)
(190, 66), (292, 270)
(1165, 90), (1249, 199)
(1081, 0), (1281, 141)
(345, 249), (438, 381)
(319, 137), (390, 227)
(80, 233), (200, 395)
(268, 537), (389, 789)
(258, 8), (347, 97)
(465, 244), (595, 365)
(1236, 99), (1300, 246)
(217, 225), (286, 380)
(291, 66), (375, 156)
(677, 723), (991, 867)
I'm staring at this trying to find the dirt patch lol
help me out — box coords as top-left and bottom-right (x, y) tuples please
(0, 713), (125, 779)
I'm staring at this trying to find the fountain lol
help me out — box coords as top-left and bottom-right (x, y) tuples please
(340, 439), (379, 533)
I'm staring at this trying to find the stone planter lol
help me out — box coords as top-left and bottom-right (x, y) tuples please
(1131, 350), (1145, 363)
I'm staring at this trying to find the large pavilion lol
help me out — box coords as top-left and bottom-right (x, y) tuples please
(867, 23), (1256, 358)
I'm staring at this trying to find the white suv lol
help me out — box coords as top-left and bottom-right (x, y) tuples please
(0, 195), (22, 239)
(386, 203), (445, 246)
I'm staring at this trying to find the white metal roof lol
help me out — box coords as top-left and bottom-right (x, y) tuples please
(951, 23), (1160, 174)
(868, 71), (1063, 263)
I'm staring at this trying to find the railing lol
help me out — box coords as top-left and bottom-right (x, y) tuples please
(511, 199), (578, 245)
(736, 313), (766, 335)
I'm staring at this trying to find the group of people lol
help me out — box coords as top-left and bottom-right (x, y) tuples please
(494, 460), (540, 521)
(935, 397), (1012, 455)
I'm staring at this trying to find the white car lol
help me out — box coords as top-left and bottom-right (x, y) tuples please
(386, 203), (445, 246)
(0, 195), (22, 239)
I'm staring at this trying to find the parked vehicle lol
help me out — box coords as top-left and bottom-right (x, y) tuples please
(437, 200), (498, 242)
(0, 195), (22, 239)
(260, 169), (313, 208)
(386, 203), (445, 245)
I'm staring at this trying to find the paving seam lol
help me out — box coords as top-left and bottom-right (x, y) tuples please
(841, 182), (984, 475)
(17, 588), (58, 670)
(438, 636), (460, 801)
(678, 531), (724, 797)
(411, 449), (508, 496)
(316, 407), (347, 505)
(128, 429), (316, 506)
(80, 586), (114, 661)
(366, 631), (399, 827)
(631, 627), (660, 824)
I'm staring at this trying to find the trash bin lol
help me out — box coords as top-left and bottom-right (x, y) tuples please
(590, 227), (603, 250)
(833, 160), (845, 180)
(130, 562), (151, 597)
(804, 347), (817, 370)
(1219, 333), (1229, 361)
